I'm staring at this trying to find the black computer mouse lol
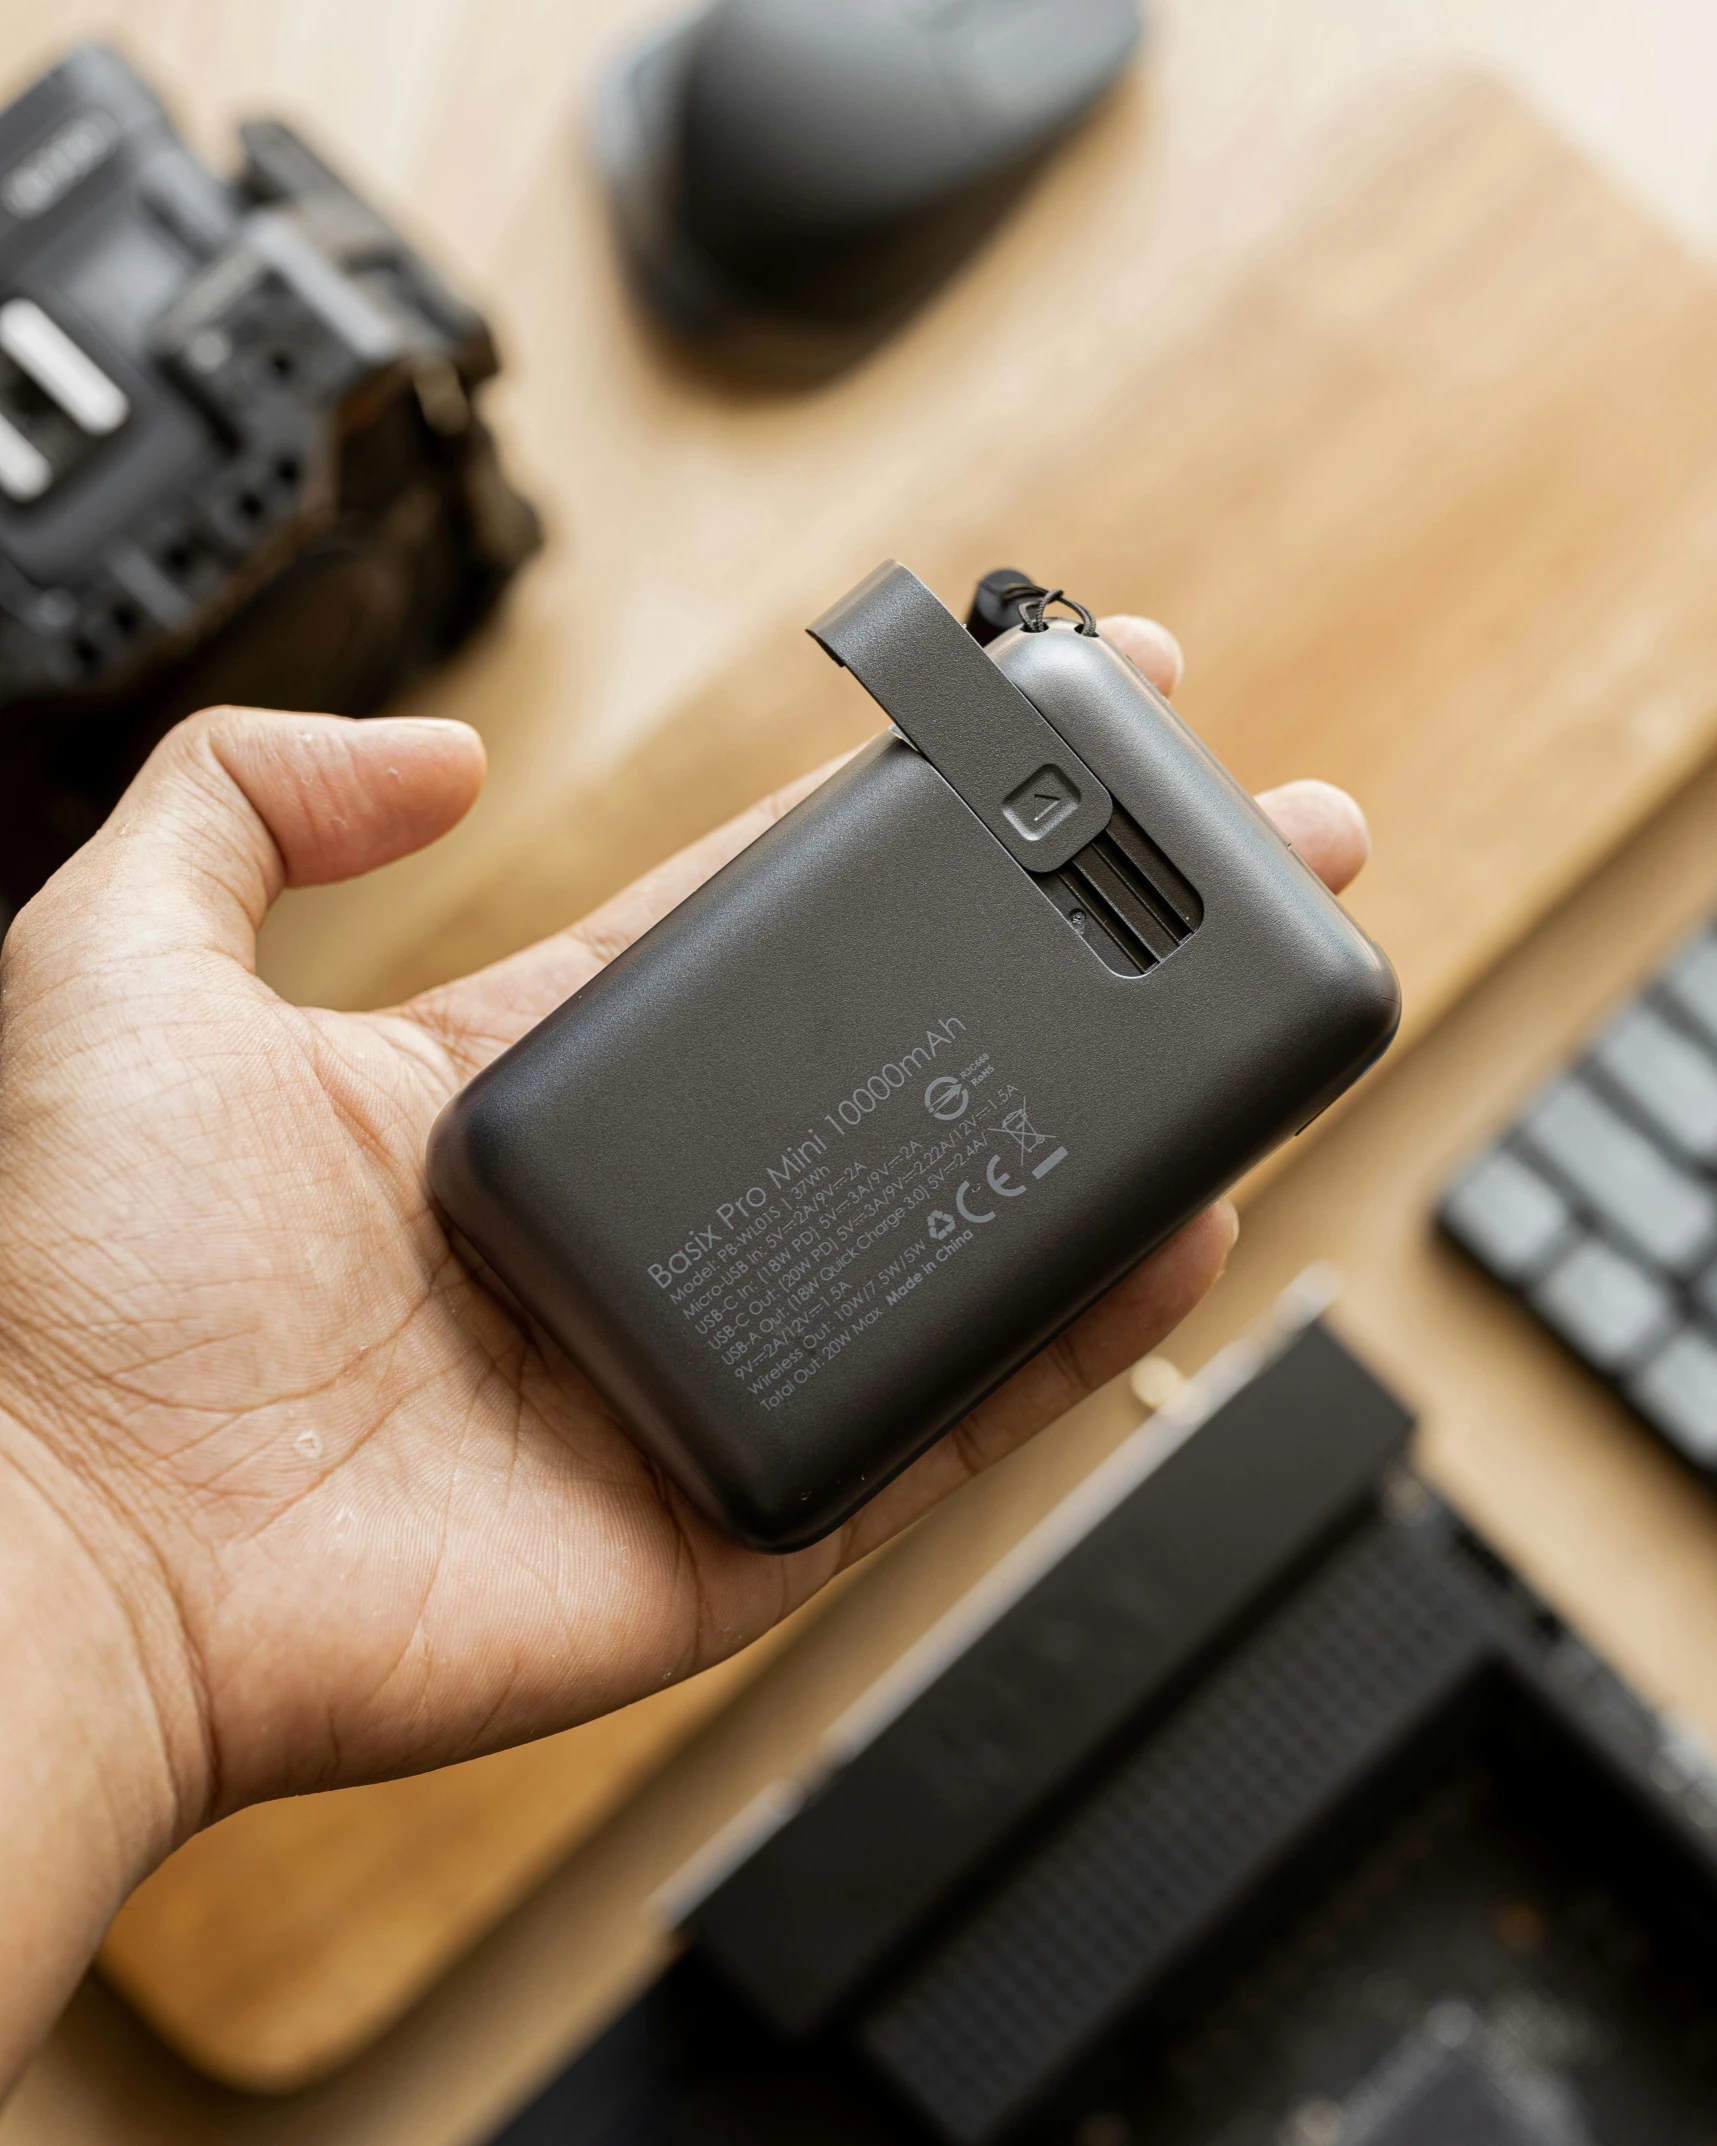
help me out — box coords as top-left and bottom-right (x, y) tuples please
(597, 0), (1142, 382)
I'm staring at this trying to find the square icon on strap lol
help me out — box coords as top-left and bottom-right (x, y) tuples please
(1003, 765), (1082, 842)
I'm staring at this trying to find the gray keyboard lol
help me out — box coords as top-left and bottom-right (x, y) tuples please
(1440, 924), (1717, 1473)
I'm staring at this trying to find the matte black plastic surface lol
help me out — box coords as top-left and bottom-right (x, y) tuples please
(694, 1322), (1413, 2035)
(429, 576), (1400, 1548)
(859, 1520), (1487, 2140)
(964, 566), (1038, 646)
(487, 1324), (1717, 2146)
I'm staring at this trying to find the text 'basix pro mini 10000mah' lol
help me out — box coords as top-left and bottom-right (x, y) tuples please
(428, 565), (1400, 1549)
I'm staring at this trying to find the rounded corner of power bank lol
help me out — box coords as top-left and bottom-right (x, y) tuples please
(425, 1076), (527, 1237)
(991, 614), (1156, 700)
(1367, 945), (1405, 1050)
(682, 1456), (885, 1555)
(424, 1091), (470, 1215)
(1327, 928), (1404, 1062)
(1284, 929), (1402, 1123)
(668, 1486), (818, 1556)
(725, 1509), (841, 1556)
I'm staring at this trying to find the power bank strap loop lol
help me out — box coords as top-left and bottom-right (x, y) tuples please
(1015, 586), (1098, 636)
(809, 560), (1113, 875)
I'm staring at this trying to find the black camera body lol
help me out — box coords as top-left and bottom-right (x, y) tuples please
(0, 46), (540, 905)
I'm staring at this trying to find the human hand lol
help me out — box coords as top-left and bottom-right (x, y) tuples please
(0, 613), (1369, 2078)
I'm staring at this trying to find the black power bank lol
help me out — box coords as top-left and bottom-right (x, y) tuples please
(428, 565), (1400, 1548)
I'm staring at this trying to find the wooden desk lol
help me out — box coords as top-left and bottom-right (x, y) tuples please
(9, 0), (1717, 2136)
(73, 64), (1717, 2092)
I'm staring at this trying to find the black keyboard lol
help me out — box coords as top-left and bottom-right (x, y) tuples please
(1440, 921), (1717, 1472)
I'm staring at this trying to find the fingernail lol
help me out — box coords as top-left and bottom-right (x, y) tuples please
(367, 716), (480, 738)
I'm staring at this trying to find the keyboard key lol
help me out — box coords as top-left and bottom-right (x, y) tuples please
(1440, 907), (1717, 1490)
(1441, 1148), (1574, 1282)
(1528, 1236), (1676, 1373)
(1519, 1077), (1717, 1276)
(1661, 932), (1717, 1048)
(1589, 1003), (1717, 1163)
(1628, 1326), (1717, 1466)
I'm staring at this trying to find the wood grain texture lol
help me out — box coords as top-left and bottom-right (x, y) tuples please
(96, 1584), (858, 2089)
(349, 75), (1717, 1054)
(73, 67), (1717, 2102)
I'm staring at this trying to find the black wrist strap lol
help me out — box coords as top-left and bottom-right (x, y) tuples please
(809, 561), (1113, 875)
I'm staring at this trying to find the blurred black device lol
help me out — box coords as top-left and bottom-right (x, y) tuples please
(487, 1307), (1717, 2145)
(1441, 918), (1717, 1478)
(0, 46), (540, 908)
(597, 0), (1142, 382)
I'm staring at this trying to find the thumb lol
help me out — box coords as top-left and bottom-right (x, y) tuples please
(35, 707), (485, 965)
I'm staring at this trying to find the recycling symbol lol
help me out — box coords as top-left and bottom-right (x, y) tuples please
(927, 1210), (958, 1242)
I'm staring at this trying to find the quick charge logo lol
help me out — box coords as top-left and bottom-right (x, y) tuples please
(924, 1075), (970, 1121)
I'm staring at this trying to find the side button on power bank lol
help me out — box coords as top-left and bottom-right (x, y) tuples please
(428, 565), (1400, 1548)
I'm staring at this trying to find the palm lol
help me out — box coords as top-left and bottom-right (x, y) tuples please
(0, 626), (1369, 1823)
(3, 909), (811, 1811)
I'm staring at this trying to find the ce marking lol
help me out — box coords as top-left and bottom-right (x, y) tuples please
(955, 1155), (1030, 1225)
